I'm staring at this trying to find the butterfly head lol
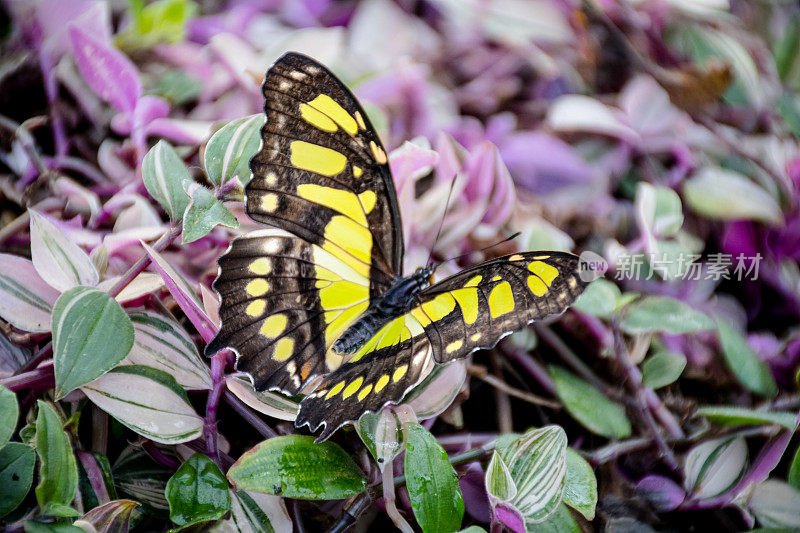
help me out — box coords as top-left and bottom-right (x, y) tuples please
(413, 265), (435, 288)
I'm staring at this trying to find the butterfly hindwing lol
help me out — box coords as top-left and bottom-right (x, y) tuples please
(296, 251), (587, 439)
(248, 52), (404, 297)
(206, 229), (374, 394)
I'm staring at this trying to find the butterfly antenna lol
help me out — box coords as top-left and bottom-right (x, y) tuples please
(435, 232), (522, 271)
(425, 174), (458, 270)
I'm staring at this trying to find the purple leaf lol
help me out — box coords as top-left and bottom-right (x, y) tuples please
(69, 26), (142, 114)
(145, 118), (214, 146)
(460, 463), (491, 522)
(38, 0), (111, 58)
(493, 502), (526, 533)
(636, 475), (686, 512)
(142, 242), (217, 342)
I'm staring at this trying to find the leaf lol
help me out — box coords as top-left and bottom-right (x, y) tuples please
(0, 254), (60, 332)
(29, 210), (99, 292)
(789, 444), (800, 491)
(530, 503), (581, 533)
(683, 167), (782, 226)
(78, 499), (140, 532)
(404, 423), (464, 533)
(1, 331), (32, 377)
(636, 475), (686, 512)
(143, 243), (217, 343)
(166, 453), (230, 527)
(81, 366), (204, 444)
(498, 426), (568, 523)
(0, 386), (18, 448)
(23, 521), (84, 532)
(748, 480), (800, 529)
(549, 366), (631, 439)
(402, 360), (467, 419)
(52, 287), (135, 398)
(142, 140), (193, 221)
(777, 93), (800, 138)
(573, 279), (621, 318)
(227, 435), (367, 500)
(641, 350), (687, 390)
(684, 436), (747, 498)
(562, 449), (597, 520)
(203, 114), (265, 187)
(696, 406), (796, 430)
(211, 490), (292, 533)
(69, 26), (142, 113)
(35, 401), (79, 512)
(76, 451), (117, 511)
(620, 296), (714, 335)
(357, 409), (405, 466)
(0, 442), (36, 518)
(485, 451), (517, 502)
(714, 317), (778, 397)
(112, 445), (173, 515)
(546, 95), (637, 140)
(124, 309), (212, 390)
(181, 183), (238, 243)
(225, 375), (298, 421)
(635, 183), (683, 238)
(118, 0), (196, 50)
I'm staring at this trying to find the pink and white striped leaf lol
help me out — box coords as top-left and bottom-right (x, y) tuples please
(29, 209), (99, 292)
(0, 254), (60, 332)
(226, 374), (298, 421)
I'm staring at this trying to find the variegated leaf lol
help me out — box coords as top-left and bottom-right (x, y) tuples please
(81, 365), (203, 444)
(123, 310), (212, 390)
(0, 254), (60, 332)
(141, 140), (192, 221)
(204, 114), (265, 187)
(29, 210), (99, 292)
(684, 436), (747, 499)
(226, 374), (298, 421)
(403, 360), (466, 419)
(210, 490), (292, 533)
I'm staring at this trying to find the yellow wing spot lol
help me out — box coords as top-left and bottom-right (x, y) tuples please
(326, 380), (345, 399)
(375, 374), (390, 392)
(297, 184), (368, 225)
(509, 254), (525, 261)
(358, 190), (376, 213)
(301, 361), (313, 380)
(289, 70), (307, 80)
(533, 255), (551, 260)
(488, 281), (514, 318)
(353, 165), (363, 178)
(246, 300), (266, 317)
(412, 293), (456, 326)
(249, 258), (271, 275)
(246, 279), (270, 297)
(260, 193), (278, 212)
(265, 172), (278, 186)
(307, 94), (358, 135)
(290, 141), (347, 176)
(465, 275), (482, 287)
(342, 377), (364, 399)
(354, 111), (367, 130)
(272, 337), (294, 362)
(370, 141), (387, 164)
(299, 103), (338, 132)
(357, 383), (373, 401)
(452, 287), (479, 325)
(393, 365), (408, 382)
(446, 340), (463, 353)
(260, 314), (287, 337)
(527, 276), (548, 297)
(529, 261), (559, 285)
(492, 275), (502, 281)
(323, 216), (373, 275)
(470, 332), (482, 342)
(568, 277), (578, 288)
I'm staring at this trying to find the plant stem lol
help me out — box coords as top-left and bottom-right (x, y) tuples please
(382, 460), (414, 533)
(107, 223), (182, 298)
(204, 351), (227, 466)
(469, 363), (560, 408)
(223, 389), (278, 439)
(535, 324), (611, 395)
(1, 363), (54, 391)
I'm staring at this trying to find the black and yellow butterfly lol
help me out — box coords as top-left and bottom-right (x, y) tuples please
(206, 52), (589, 441)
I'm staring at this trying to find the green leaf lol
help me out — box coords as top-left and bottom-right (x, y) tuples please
(142, 140), (193, 221)
(562, 449), (597, 520)
(118, 0), (196, 51)
(788, 444), (800, 491)
(532, 504), (581, 533)
(52, 287), (135, 398)
(213, 490), (293, 533)
(404, 423), (464, 533)
(635, 183), (683, 238)
(457, 528), (488, 533)
(227, 436), (367, 500)
(181, 183), (238, 243)
(23, 522), (84, 533)
(573, 279), (620, 319)
(774, 18), (800, 82)
(151, 69), (202, 105)
(684, 436), (746, 498)
(0, 442), (35, 518)
(641, 350), (687, 390)
(80, 499), (141, 533)
(34, 401), (78, 512)
(204, 114), (265, 187)
(485, 451), (517, 502)
(620, 296), (714, 335)
(777, 93), (800, 138)
(166, 453), (230, 527)
(357, 409), (405, 466)
(0, 385), (18, 448)
(697, 406), (796, 431)
(549, 366), (631, 439)
(81, 366), (203, 445)
(714, 317), (778, 397)
(683, 167), (782, 226)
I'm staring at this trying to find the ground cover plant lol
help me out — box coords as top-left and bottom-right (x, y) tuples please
(0, 0), (799, 531)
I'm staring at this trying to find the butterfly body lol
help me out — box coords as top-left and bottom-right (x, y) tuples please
(332, 266), (433, 354)
(207, 52), (591, 441)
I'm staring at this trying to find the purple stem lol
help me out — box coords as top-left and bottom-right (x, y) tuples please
(1, 364), (54, 392)
(223, 389), (278, 439)
(142, 440), (181, 470)
(77, 451), (110, 503)
(204, 351), (227, 465)
(502, 346), (556, 395)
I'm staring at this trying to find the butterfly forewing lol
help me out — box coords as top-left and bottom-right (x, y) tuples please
(248, 52), (404, 297)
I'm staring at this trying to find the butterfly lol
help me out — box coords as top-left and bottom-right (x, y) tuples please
(206, 52), (590, 441)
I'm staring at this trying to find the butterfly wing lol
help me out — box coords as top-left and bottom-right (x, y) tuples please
(296, 251), (588, 440)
